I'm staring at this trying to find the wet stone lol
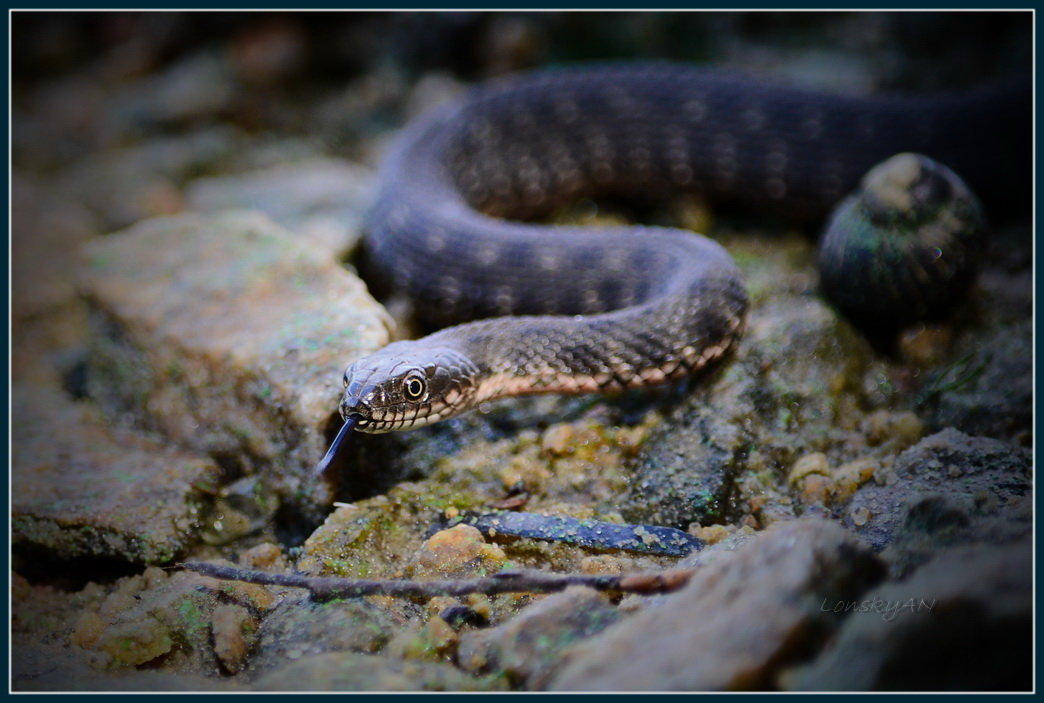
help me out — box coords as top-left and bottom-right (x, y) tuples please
(81, 211), (393, 518)
(12, 384), (222, 565)
(552, 519), (885, 691)
(845, 428), (1031, 557)
(790, 539), (1032, 691)
(185, 157), (375, 259)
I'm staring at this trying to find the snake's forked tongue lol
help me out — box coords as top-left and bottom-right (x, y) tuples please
(315, 416), (356, 478)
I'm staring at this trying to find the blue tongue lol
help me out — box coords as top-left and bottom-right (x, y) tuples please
(314, 416), (356, 478)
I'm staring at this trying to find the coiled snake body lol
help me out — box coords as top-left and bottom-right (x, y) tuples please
(325, 63), (1028, 445)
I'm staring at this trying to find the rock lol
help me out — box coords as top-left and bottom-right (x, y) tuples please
(457, 586), (621, 689)
(59, 128), (242, 230)
(185, 158), (375, 259)
(80, 211), (393, 518)
(552, 519), (884, 691)
(252, 651), (504, 691)
(250, 596), (397, 672)
(12, 173), (97, 321)
(12, 384), (222, 564)
(410, 524), (508, 579)
(111, 50), (238, 127)
(624, 292), (872, 528)
(211, 604), (258, 675)
(79, 569), (232, 674)
(846, 428), (1031, 557)
(919, 320), (1032, 446)
(790, 539), (1031, 691)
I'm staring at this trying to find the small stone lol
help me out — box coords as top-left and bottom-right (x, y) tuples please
(253, 596), (397, 672)
(411, 524), (507, 579)
(240, 542), (285, 570)
(692, 524), (730, 545)
(831, 458), (877, 502)
(96, 619), (174, 668)
(541, 424), (575, 456)
(851, 506), (871, 526)
(846, 428), (1031, 553)
(863, 410), (924, 449)
(788, 453), (830, 486)
(579, 555), (626, 575)
(211, 604), (256, 675)
(799, 474), (833, 506)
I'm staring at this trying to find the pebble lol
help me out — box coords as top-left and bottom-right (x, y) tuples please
(411, 524), (507, 579)
(831, 458), (877, 501)
(788, 452), (830, 486)
(211, 604), (256, 674)
(540, 423), (575, 456)
(95, 620), (174, 668)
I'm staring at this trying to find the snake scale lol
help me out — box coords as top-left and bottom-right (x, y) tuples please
(319, 62), (1029, 458)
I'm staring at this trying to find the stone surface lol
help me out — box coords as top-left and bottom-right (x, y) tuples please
(12, 174), (98, 321)
(12, 384), (222, 564)
(624, 272), (876, 529)
(552, 519), (885, 691)
(80, 211), (392, 517)
(919, 320), (1032, 446)
(457, 586), (621, 689)
(845, 428), (1031, 555)
(185, 157), (375, 258)
(250, 596), (397, 672)
(75, 568), (231, 674)
(251, 652), (504, 692)
(790, 539), (1032, 691)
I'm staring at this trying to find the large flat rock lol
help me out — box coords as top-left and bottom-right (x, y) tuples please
(12, 384), (223, 564)
(80, 211), (392, 516)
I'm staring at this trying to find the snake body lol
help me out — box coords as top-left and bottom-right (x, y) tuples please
(335, 63), (1029, 434)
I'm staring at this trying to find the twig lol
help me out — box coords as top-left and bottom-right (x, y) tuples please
(183, 561), (695, 601)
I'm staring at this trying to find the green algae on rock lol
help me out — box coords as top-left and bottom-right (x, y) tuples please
(80, 211), (393, 518)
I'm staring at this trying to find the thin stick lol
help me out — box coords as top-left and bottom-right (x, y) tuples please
(183, 561), (695, 601)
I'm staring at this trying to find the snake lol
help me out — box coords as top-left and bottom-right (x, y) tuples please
(316, 62), (1029, 469)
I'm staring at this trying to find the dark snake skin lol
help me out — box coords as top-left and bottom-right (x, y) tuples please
(341, 63), (1029, 433)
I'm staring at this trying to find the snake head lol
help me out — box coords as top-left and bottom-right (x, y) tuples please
(339, 341), (481, 433)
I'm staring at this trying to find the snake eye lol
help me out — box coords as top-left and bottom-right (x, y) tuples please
(402, 373), (426, 401)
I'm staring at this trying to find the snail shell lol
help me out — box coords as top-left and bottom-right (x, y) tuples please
(817, 152), (986, 331)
